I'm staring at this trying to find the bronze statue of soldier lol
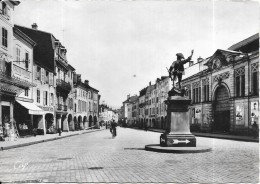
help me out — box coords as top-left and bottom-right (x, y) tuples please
(168, 50), (194, 95)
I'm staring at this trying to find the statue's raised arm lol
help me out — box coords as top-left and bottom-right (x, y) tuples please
(168, 49), (194, 93)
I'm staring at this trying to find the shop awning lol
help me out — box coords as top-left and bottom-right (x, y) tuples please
(16, 100), (45, 115)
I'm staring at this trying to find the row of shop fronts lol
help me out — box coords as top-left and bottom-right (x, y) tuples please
(0, 95), (99, 141)
(0, 1), (100, 141)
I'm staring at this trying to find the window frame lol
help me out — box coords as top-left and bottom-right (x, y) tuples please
(2, 27), (8, 48)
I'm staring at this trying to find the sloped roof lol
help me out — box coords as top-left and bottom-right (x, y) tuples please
(146, 84), (155, 95)
(228, 33), (259, 52)
(123, 95), (138, 103)
(14, 25), (55, 73)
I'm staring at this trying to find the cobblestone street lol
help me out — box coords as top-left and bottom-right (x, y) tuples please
(0, 128), (258, 183)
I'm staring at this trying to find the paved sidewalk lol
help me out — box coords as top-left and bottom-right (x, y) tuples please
(0, 128), (104, 151)
(131, 127), (259, 142)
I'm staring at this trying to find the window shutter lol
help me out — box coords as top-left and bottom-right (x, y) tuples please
(34, 65), (37, 80)
(49, 93), (52, 106)
(49, 72), (53, 85)
(41, 68), (45, 82)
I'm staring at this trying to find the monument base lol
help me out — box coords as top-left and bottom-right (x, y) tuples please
(145, 144), (212, 153)
(160, 133), (196, 147)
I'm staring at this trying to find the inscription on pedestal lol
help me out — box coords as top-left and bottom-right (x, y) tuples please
(160, 134), (196, 147)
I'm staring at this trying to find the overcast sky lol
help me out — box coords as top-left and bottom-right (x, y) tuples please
(14, 0), (259, 108)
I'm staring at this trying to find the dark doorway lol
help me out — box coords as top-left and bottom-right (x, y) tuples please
(214, 111), (230, 132)
(213, 85), (230, 133)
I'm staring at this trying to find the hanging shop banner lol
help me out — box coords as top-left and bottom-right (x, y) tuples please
(250, 101), (259, 125)
(235, 104), (244, 125)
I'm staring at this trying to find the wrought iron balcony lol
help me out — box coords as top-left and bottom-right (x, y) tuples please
(0, 68), (35, 89)
(57, 104), (62, 110)
(56, 79), (71, 92)
(56, 104), (68, 111)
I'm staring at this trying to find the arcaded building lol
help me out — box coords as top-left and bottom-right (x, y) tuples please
(181, 33), (259, 135)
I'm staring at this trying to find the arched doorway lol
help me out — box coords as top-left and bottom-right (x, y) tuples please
(83, 116), (87, 129)
(213, 85), (230, 132)
(152, 119), (155, 128)
(78, 116), (83, 130)
(45, 113), (54, 133)
(89, 115), (93, 127)
(68, 114), (73, 131)
(94, 116), (97, 126)
(74, 117), (78, 130)
(61, 114), (67, 131)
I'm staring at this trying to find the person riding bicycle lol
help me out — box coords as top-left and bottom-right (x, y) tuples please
(111, 119), (117, 138)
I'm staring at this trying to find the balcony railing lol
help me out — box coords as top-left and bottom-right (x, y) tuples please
(0, 68), (35, 89)
(56, 104), (68, 111)
(56, 79), (71, 92)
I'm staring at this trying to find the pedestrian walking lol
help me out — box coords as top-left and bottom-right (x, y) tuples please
(111, 119), (117, 138)
(144, 122), (148, 131)
(252, 121), (258, 138)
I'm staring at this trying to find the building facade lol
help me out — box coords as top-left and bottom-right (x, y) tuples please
(155, 76), (171, 129)
(0, 1), (37, 140)
(138, 88), (146, 128)
(12, 26), (46, 137)
(15, 24), (73, 133)
(181, 34), (259, 135)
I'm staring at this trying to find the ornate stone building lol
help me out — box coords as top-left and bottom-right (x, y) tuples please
(181, 34), (259, 134)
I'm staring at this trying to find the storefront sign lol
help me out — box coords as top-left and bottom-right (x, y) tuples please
(38, 105), (54, 112)
(236, 105), (244, 125)
(250, 101), (259, 125)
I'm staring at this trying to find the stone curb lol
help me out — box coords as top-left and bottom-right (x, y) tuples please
(0, 129), (103, 151)
(125, 127), (259, 143)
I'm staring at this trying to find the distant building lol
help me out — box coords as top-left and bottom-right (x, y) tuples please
(138, 87), (146, 128)
(155, 76), (171, 129)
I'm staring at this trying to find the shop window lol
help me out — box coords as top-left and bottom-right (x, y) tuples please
(235, 67), (245, 97)
(36, 66), (41, 80)
(2, 27), (7, 47)
(25, 89), (29, 97)
(25, 52), (29, 70)
(50, 93), (54, 106)
(37, 89), (40, 103)
(45, 71), (49, 84)
(43, 91), (48, 105)
(16, 46), (21, 62)
(192, 82), (201, 104)
(251, 63), (259, 96)
(203, 84), (209, 102)
(78, 100), (81, 112)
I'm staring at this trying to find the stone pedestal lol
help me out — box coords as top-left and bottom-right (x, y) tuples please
(160, 95), (196, 147)
(145, 88), (211, 153)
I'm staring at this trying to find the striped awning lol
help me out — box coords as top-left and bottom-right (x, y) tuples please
(16, 100), (44, 115)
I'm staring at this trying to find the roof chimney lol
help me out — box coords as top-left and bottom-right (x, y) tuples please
(127, 94), (130, 99)
(84, 80), (89, 85)
(197, 56), (203, 63)
(32, 23), (38, 30)
(149, 81), (151, 86)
